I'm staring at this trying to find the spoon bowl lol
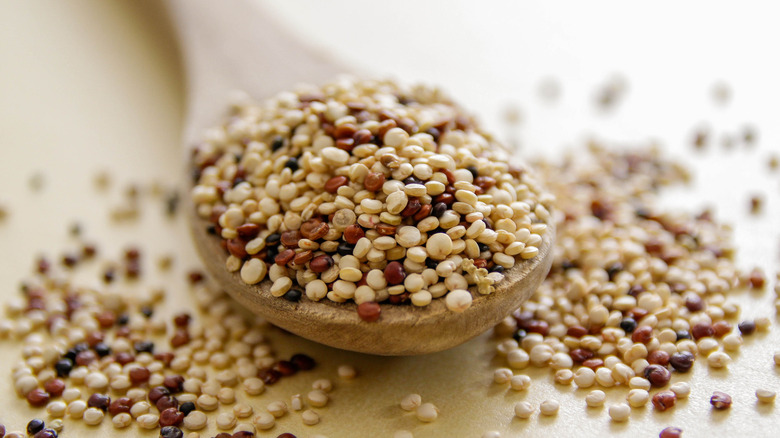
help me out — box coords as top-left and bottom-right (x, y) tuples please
(169, 0), (555, 355)
(190, 205), (554, 355)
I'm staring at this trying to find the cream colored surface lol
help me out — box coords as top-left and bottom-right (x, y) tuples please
(1, 1), (779, 438)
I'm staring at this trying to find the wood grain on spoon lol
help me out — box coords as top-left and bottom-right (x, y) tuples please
(169, 0), (555, 355)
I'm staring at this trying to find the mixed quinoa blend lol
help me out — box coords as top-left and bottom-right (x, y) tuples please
(190, 78), (552, 319)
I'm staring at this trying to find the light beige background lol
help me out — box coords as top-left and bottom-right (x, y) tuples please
(1, 1), (779, 437)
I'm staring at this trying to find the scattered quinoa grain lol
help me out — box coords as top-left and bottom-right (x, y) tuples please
(82, 407), (104, 425)
(509, 374), (532, 391)
(652, 391), (676, 411)
(112, 412), (132, 428)
(267, 401), (288, 418)
(707, 351), (731, 368)
(253, 412), (275, 430)
(493, 368), (513, 384)
(416, 403), (439, 422)
(400, 394), (422, 411)
(659, 427), (683, 438)
(756, 389), (776, 403)
(182, 411), (207, 430)
(710, 391), (732, 409)
(539, 400), (559, 416)
(137, 413), (160, 429)
(337, 365), (357, 380)
(627, 389), (650, 408)
(670, 382), (691, 399)
(586, 390), (607, 408)
(216, 412), (237, 430)
(609, 403), (631, 422)
(514, 401), (534, 419)
(301, 409), (320, 426)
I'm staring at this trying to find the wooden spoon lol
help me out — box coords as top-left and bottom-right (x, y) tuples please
(166, 0), (555, 355)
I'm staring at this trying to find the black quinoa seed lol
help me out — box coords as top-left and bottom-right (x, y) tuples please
(27, 418), (45, 435)
(64, 343), (88, 361)
(179, 401), (196, 416)
(265, 233), (281, 245)
(140, 306), (154, 318)
(466, 165), (479, 178)
(336, 242), (355, 256)
(134, 340), (155, 354)
(117, 314), (130, 325)
(160, 426), (183, 438)
(284, 157), (299, 172)
(54, 358), (73, 377)
(738, 320), (756, 335)
(620, 318), (637, 333)
(424, 258), (439, 270)
(403, 176), (422, 185)
(282, 289), (302, 302)
(271, 136), (285, 152)
(489, 265), (505, 274)
(432, 202), (447, 218)
(94, 342), (112, 357)
(675, 330), (691, 341)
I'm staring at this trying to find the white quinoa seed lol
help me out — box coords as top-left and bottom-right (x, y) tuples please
(302, 409), (320, 426)
(554, 369), (575, 385)
(308, 389), (329, 407)
(290, 393), (304, 411)
(574, 367), (596, 388)
(507, 349), (530, 369)
(66, 400), (87, 419)
(400, 393), (423, 411)
(539, 400), (560, 416)
(707, 351), (731, 368)
(82, 407), (105, 425)
(46, 400), (67, 418)
(756, 389), (776, 403)
(267, 400), (288, 418)
(338, 364), (357, 379)
(416, 402), (439, 422)
(253, 412), (275, 430)
(445, 289), (472, 312)
(112, 412), (132, 428)
(514, 401), (535, 419)
(233, 403), (254, 418)
(130, 401), (151, 418)
(670, 382), (691, 399)
(510, 374), (532, 391)
(312, 378), (334, 393)
(137, 413), (159, 429)
(493, 368), (513, 384)
(216, 411), (237, 429)
(609, 403), (631, 422)
(183, 410), (208, 430)
(586, 390), (607, 407)
(627, 389), (650, 408)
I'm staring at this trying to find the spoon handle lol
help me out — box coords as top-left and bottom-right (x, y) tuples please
(165, 0), (347, 144)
